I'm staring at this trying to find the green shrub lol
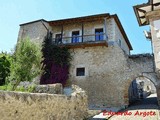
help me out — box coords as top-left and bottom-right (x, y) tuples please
(15, 86), (26, 92)
(9, 38), (42, 90)
(0, 84), (13, 91)
(0, 85), (7, 90)
(0, 53), (11, 85)
(0, 84), (36, 92)
(27, 84), (36, 92)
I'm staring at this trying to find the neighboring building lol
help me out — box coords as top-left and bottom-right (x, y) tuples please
(133, 0), (160, 77)
(18, 13), (158, 109)
(134, 0), (160, 106)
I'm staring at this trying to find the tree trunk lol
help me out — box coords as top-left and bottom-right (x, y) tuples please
(12, 80), (20, 91)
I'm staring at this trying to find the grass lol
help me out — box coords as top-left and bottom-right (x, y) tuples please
(0, 84), (36, 92)
(0, 84), (12, 91)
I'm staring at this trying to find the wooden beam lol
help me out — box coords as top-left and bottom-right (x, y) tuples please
(49, 17), (105, 26)
(142, 21), (147, 25)
(63, 41), (108, 49)
(154, 2), (160, 6)
(81, 23), (84, 42)
(138, 8), (146, 13)
(139, 16), (146, 19)
(151, 0), (154, 11)
(61, 25), (63, 41)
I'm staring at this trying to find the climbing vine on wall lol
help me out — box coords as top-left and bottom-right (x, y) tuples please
(40, 32), (72, 86)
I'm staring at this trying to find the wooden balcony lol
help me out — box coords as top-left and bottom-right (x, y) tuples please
(52, 34), (108, 49)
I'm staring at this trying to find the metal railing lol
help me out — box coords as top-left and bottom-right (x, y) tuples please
(52, 33), (106, 44)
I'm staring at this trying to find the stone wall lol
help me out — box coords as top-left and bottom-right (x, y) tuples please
(33, 83), (63, 94)
(114, 19), (130, 54)
(69, 44), (158, 109)
(0, 85), (88, 120)
(150, 18), (160, 77)
(18, 21), (50, 44)
(145, 9), (160, 106)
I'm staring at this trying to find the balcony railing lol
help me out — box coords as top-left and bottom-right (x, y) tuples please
(52, 33), (107, 45)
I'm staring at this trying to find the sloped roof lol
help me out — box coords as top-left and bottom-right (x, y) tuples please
(133, 0), (160, 26)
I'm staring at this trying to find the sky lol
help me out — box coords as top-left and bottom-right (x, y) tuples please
(0, 0), (151, 54)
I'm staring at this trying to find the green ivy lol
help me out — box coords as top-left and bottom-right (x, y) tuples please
(40, 32), (72, 86)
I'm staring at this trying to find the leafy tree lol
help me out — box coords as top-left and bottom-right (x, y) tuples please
(9, 38), (42, 90)
(0, 53), (11, 85)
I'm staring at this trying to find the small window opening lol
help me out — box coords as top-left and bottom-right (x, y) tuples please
(76, 67), (85, 76)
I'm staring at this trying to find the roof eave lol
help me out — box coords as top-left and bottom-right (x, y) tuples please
(19, 19), (48, 26)
(48, 13), (110, 25)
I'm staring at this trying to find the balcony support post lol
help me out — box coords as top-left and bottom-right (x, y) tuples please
(104, 17), (108, 41)
(82, 23), (84, 42)
(61, 25), (63, 41)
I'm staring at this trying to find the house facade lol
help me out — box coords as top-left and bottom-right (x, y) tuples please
(18, 13), (159, 109)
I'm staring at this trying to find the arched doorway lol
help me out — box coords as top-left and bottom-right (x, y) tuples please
(128, 76), (158, 106)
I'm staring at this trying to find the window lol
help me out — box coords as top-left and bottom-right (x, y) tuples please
(76, 68), (85, 76)
(72, 31), (80, 43)
(55, 34), (62, 44)
(95, 28), (103, 41)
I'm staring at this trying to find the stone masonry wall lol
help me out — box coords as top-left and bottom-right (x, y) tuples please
(33, 83), (63, 94)
(18, 21), (50, 44)
(114, 19), (130, 54)
(146, 10), (160, 105)
(150, 18), (160, 77)
(69, 44), (156, 109)
(0, 85), (88, 120)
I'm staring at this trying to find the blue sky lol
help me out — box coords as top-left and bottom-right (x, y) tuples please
(0, 0), (150, 54)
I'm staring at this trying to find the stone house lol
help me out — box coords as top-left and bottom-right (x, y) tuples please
(18, 13), (159, 110)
